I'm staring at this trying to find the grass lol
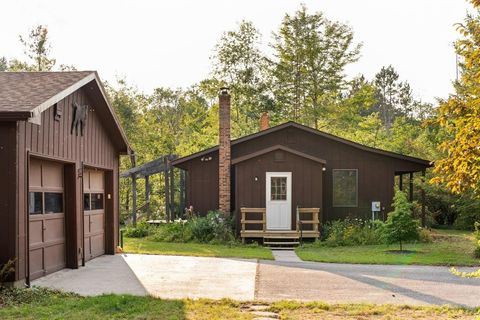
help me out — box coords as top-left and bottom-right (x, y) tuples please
(268, 300), (479, 319)
(296, 229), (480, 266)
(0, 287), (478, 320)
(123, 237), (274, 260)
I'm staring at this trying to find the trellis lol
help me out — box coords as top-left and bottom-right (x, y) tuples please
(120, 154), (185, 225)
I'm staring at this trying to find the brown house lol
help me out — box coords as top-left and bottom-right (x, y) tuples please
(173, 90), (432, 242)
(0, 72), (129, 285)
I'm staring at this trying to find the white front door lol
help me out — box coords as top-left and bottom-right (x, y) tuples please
(266, 172), (292, 230)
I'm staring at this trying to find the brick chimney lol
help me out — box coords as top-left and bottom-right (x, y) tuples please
(260, 112), (269, 131)
(218, 87), (231, 215)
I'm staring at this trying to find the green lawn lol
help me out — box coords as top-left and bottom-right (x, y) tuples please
(296, 229), (480, 266)
(123, 237), (274, 260)
(0, 287), (477, 320)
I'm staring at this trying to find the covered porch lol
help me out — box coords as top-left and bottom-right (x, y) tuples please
(240, 207), (320, 244)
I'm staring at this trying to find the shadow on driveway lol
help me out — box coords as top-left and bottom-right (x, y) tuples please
(256, 259), (480, 308)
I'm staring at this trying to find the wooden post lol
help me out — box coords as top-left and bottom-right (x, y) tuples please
(421, 170), (426, 227)
(165, 159), (170, 223)
(170, 166), (175, 221)
(180, 170), (185, 216)
(399, 174), (403, 191)
(409, 172), (414, 202)
(132, 173), (137, 226)
(145, 175), (150, 220)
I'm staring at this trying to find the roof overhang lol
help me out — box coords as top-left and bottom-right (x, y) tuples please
(172, 122), (432, 168)
(0, 111), (32, 121)
(232, 145), (326, 165)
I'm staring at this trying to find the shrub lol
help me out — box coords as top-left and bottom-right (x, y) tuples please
(190, 211), (235, 244)
(0, 259), (15, 284)
(150, 211), (236, 244)
(418, 228), (433, 243)
(151, 222), (193, 242)
(322, 218), (384, 247)
(382, 189), (419, 251)
(123, 220), (152, 238)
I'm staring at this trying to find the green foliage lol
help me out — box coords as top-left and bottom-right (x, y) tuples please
(123, 220), (153, 238)
(382, 189), (420, 251)
(0, 286), (76, 307)
(150, 211), (235, 244)
(270, 5), (361, 127)
(150, 221), (193, 242)
(320, 218), (384, 247)
(0, 259), (15, 284)
(430, 11), (480, 196)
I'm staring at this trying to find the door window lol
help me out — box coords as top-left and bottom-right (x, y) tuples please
(270, 177), (287, 200)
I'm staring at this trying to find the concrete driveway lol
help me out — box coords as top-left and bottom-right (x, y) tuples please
(33, 254), (257, 300)
(33, 252), (480, 308)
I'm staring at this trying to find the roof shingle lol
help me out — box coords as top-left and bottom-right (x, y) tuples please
(0, 71), (94, 113)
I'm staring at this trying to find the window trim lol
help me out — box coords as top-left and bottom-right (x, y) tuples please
(332, 168), (358, 208)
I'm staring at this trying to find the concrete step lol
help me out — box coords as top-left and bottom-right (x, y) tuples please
(264, 241), (300, 245)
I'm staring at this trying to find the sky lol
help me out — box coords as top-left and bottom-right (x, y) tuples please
(0, 0), (474, 103)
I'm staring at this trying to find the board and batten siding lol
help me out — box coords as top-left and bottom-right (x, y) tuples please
(9, 86), (120, 282)
(235, 150), (323, 232)
(178, 126), (428, 223)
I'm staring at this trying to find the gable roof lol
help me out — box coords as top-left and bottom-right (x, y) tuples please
(232, 145), (326, 165)
(0, 71), (130, 153)
(172, 121), (432, 167)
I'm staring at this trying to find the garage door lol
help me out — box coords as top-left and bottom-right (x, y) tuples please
(29, 159), (66, 280)
(83, 169), (105, 261)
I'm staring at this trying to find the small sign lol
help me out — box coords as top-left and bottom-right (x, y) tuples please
(371, 201), (381, 212)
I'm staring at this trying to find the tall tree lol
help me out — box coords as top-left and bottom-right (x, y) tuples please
(271, 5), (361, 128)
(372, 65), (400, 129)
(431, 6), (480, 196)
(212, 21), (272, 137)
(17, 25), (56, 71)
(0, 57), (7, 71)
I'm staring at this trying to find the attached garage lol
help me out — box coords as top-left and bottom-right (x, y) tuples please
(0, 71), (130, 286)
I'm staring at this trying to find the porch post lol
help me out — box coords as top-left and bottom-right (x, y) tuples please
(145, 175), (150, 220)
(409, 172), (414, 202)
(399, 174), (403, 191)
(180, 170), (185, 216)
(421, 170), (426, 227)
(132, 173), (137, 226)
(165, 165), (170, 223)
(170, 166), (175, 220)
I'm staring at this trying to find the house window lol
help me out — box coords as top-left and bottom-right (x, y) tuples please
(332, 169), (358, 207)
(270, 177), (287, 200)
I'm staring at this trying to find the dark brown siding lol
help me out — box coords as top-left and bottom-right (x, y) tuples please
(235, 150), (323, 231)
(2, 86), (121, 283)
(185, 152), (219, 215)
(179, 126), (429, 222)
(0, 122), (18, 282)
